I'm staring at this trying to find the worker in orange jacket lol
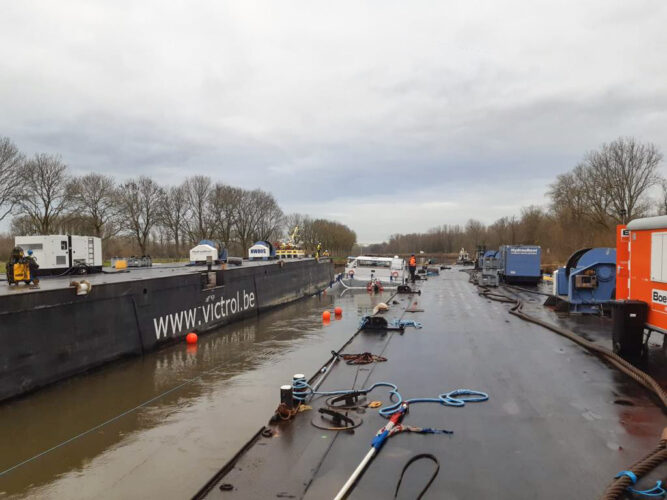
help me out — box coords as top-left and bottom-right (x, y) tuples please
(408, 254), (417, 282)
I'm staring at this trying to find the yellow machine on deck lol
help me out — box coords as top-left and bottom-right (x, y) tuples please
(6, 247), (37, 285)
(11, 262), (31, 283)
(276, 226), (306, 259)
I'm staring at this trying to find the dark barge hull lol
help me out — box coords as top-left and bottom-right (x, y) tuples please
(0, 259), (333, 403)
(195, 269), (666, 499)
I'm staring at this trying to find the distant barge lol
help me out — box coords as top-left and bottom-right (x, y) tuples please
(0, 258), (333, 403)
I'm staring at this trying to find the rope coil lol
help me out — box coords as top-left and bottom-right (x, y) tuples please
(340, 352), (388, 365)
(290, 378), (488, 417)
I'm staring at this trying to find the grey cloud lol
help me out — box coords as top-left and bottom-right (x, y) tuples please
(1, 1), (667, 241)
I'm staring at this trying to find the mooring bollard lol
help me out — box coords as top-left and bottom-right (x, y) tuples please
(280, 384), (294, 410)
(292, 373), (307, 402)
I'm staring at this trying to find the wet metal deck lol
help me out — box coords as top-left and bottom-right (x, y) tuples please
(198, 269), (667, 499)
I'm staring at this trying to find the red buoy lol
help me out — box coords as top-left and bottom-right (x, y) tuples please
(186, 332), (198, 344)
(322, 310), (331, 321)
(334, 306), (343, 316)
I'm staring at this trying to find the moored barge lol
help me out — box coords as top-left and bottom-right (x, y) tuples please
(0, 258), (334, 403)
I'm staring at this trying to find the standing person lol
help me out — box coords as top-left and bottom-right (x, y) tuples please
(408, 254), (417, 282)
(25, 249), (40, 285)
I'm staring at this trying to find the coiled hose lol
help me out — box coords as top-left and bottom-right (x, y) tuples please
(477, 286), (667, 499)
(599, 428), (667, 500)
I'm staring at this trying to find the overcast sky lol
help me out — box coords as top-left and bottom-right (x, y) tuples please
(1, 1), (666, 243)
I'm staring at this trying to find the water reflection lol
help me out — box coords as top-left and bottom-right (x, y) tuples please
(0, 289), (367, 498)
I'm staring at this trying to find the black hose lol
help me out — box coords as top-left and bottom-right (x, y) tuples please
(393, 453), (440, 500)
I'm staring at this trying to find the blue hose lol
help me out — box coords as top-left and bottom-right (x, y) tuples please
(291, 379), (488, 417)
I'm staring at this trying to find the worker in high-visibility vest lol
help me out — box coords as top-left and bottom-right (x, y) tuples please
(408, 254), (417, 282)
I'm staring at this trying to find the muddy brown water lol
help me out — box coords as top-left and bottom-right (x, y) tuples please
(0, 288), (391, 499)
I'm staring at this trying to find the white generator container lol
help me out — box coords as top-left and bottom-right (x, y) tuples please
(15, 235), (103, 275)
(190, 242), (218, 264)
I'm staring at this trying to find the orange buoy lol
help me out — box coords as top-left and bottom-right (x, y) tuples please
(322, 310), (331, 321)
(186, 332), (198, 344)
(334, 306), (343, 316)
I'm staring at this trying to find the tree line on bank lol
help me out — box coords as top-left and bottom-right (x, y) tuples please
(0, 137), (356, 258)
(367, 137), (665, 263)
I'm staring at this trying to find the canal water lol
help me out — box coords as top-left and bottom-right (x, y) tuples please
(0, 287), (390, 499)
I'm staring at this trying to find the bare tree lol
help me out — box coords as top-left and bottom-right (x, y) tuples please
(159, 184), (188, 254)
(234, 189), (282, 253)
(117, 176), (164, 254)
(599, 137), (662, 221)
(659, 181), (667, 216)
(68, 173), (121, 239)
(183, 176), (214, 242)
(572, 161), (613, 228)
(550, 138), (663, 227)
(548, 170), (588, 222)
(252, 191), (284, 242)
(0, 137), (24, 221)
(15, 154), (71, 234)
(464, 219), (485, 247)
(209, 184), (242, 248)
(519, 206), (544, 244)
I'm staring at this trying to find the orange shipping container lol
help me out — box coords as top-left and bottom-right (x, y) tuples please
(615, 224), (629, 300)
(623, 216), (667, 333)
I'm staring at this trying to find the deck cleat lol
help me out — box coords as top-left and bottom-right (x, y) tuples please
(311, 408), (362, 431)
(325, 391), (368, 410)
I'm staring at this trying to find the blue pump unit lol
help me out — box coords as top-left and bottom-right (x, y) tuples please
(552, 247), (616, 314)
(498, 245), (541, 284)
(480, 250), (501, 286)
(475, 246), (487, 270)
(482, 250), (497, 267)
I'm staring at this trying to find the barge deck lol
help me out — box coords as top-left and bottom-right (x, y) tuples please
(196, 268), (667, 499)
(0, 260), (283, 296)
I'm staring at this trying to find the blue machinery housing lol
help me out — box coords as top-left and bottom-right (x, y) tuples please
(498, 245), (541, 284)
(553, 247), (616, 314)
